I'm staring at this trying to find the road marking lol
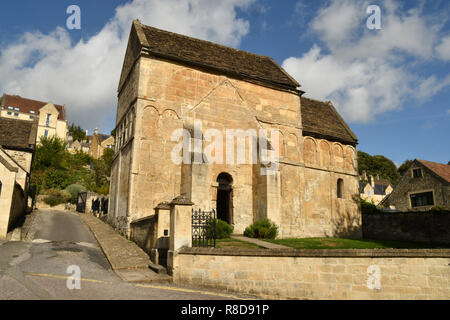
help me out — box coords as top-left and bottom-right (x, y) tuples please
(76, 242), (98, 249)
(26, 272), (254, 300)
(134, 283), (254, 300)
(25, 272), (106, 284)
(32, 239), (51, 244)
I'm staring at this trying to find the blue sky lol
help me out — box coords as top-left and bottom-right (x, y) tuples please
(0, 0), (449, 166)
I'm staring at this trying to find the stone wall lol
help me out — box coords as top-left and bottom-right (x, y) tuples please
(362, 211), (450, 244)
(173, 248), (450, 300)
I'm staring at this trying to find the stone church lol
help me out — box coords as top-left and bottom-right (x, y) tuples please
(108, 20), (361, 239)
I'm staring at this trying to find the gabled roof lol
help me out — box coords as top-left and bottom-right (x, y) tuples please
(1, 94), (66, 121)
(0, 117), (38, 151)
(301, 97), (358, 146)
(416, 159), (450, 183)
(118, 20), (301, 93)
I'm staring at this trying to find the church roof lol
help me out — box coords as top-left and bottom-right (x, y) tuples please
(0, 117), (38, 151)
(301, 97), (358, 146)
(119, 20), (300, 93)
(1, 94), (66, 121)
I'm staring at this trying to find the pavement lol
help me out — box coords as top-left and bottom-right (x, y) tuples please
(0, 209), (253, 300)
(79, 214), (171, 283)
(231, 235), (292, 249)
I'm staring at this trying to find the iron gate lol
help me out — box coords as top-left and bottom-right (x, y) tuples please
(192, 208), (216, 248)
(76, 191), (87, 213)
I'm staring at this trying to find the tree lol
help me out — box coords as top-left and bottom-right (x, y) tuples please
(357, 151), (401, 185)
(398, 159), (414, 177)
(68, 123), (86, 142)
(33, 136), (67, 170)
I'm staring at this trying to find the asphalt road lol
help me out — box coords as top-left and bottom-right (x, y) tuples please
(0, 210), (250, 300)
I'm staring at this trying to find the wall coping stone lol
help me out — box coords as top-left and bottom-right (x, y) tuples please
(179, 247), (450, 258)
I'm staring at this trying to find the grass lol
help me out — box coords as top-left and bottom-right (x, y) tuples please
(192, 238), (263, 249)
(264, 237), (450, 249)
(216, 238), (263, 249)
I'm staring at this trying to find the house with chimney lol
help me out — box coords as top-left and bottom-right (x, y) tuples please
(88, 128), (115, 160)
(359, 172), (393, 205)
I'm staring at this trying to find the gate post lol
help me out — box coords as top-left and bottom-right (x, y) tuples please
(167, 196), (193, 275)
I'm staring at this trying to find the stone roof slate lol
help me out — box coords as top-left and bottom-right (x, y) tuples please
(0, 117), (38, 151)
(301, 97), (358, 145)
(120, 20), (300, 92)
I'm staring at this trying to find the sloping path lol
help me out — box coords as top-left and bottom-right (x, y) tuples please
(79, 214), (171, 283)
(231, 235), (291, 249)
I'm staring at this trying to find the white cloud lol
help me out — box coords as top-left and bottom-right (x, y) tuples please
(283, 0), (448, 123)
(436, 36), (450, 61)
(0, 0), (255, 132)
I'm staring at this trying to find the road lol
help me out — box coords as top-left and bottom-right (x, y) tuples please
(0, 209), (249, 300)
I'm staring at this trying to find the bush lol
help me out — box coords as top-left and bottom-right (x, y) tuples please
(43, 189), (71, 207)
(215, 219), (234, 239)
(96, 184), (110, 196)
(244, 219), (278, 239)
(360, 198), (380, 214)
(43, 168), (71, 189)
(65, 184), (87, 204)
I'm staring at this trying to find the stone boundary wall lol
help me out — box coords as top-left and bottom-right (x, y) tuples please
(362, 211), (450, 244)
(173, 248), (450, 300)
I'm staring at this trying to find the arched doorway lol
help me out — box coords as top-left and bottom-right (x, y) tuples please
(216, 173), (233, 224)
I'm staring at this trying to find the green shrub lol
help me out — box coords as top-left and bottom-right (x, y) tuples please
(65, 184), (87, 204)
(96, 184), (110, 196)
(215, 219), (234, 239)
(244, 219), (278, 239)
(43, 168), (71, 189)
(43, 189), (71, 207)
(360, 198), (379, 214)
(204, 219), (234, 239)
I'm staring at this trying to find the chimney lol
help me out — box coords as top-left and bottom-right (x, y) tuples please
(94, 128), (98, 135)
(362, 171), (367, 181)
(370, 175), (375, 187)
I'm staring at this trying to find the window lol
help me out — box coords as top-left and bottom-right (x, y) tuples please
(14, 113), (19, 117)
(0, 180), (2, 196)
(412, 168), (422, 178)
(410, 191), (434, 207)
(30, 115), (34, 119)
(44, 129), (49, 138)
(7, 111), (12, 116)
(14, 107), (19, 111)
(337, 179), (343, 198)
(367, 189), (372, 196)
(7, 106), (13, 110)
(45, 113), (51, 126)
(30, 110), (36, 114)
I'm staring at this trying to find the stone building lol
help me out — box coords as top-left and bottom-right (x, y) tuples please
(0, 94), (67, 143)
(108, 20), (361, 239)
(359, 173), (393, 205)
(0, 117), (38, 238)
(88, 128), (115, 159)
(381, 159), (450, 211)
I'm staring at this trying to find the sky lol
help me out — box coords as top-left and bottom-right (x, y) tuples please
(0, 0), (449, 166)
